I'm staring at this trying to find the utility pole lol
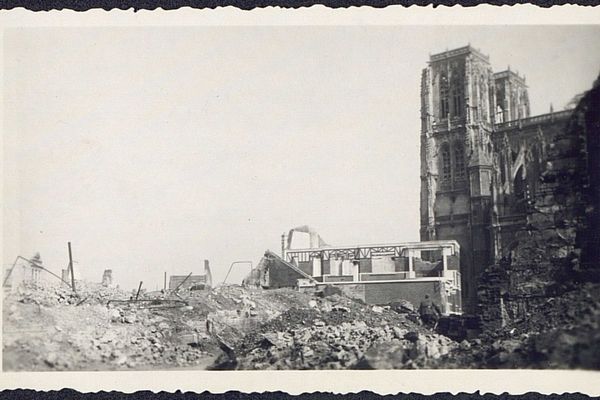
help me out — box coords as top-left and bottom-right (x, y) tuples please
(68, 242), (76, 293)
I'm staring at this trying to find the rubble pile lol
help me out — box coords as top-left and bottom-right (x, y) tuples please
(3, 287), (222, 371)
(439, 281), (600, 369)
(5, 281), (378, 370)
(231, 294), (455, 370)
(5, 273), (599, 371)
(5, 279), (457, 371)
(13, 281), (129, 307)
(83, 303), (216, 369)
(236, 319), (455, 370)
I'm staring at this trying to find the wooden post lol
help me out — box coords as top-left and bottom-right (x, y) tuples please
(68, 242), (76, 293)
(135, 281), (143, 300)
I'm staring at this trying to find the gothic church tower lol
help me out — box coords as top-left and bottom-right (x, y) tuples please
(420, 46), (497, 312)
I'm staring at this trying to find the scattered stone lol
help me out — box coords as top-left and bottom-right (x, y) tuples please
(392, 326), (407, 339)
(404, 331), (420, 343)
(355, 342), (407, 369)
(123, 314), (136, 324)
(317, 285), (342, 298)
(389, 300), (415, 314)
(44, 352), (58, 368)
(109, 309), (121, 323)
(332, 305), (350, 313)
(114, 354), (128, 365)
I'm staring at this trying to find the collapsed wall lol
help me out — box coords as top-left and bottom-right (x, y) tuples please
(479, 76), (600, 330)
(243, 250), (315, 289)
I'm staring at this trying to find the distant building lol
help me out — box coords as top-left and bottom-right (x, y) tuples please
(168, 260), (212, 291)
(3, 253), (49, 290)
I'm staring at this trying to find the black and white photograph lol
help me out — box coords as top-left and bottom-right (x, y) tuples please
(2, 18), (600, 377)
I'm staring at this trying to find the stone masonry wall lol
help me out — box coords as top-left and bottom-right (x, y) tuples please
(479, 76), (600, 330)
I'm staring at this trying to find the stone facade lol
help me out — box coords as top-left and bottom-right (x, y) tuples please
(419, 45), (593, 313)
(478, 74), (600, 329)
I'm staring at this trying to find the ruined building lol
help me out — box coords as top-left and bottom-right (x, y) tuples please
(101, 269), (113, 287)
(247, 230), (463, 314)
(3, 253), (47, 290)
(168, 259), (213, 291)
(419, 45), (598, 313)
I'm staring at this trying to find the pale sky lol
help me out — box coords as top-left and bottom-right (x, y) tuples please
(3, 26), (599, 291)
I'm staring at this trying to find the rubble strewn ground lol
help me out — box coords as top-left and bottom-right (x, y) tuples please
(232, 293), (454, 370)
(3, 279), (600, 371)
(433, 282), (600, 369)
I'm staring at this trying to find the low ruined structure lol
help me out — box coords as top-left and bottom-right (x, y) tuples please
(244, 250), (316, 289)
(249, 240), (462, 314)
(101, 269), (113, 287)
(3, 253), (47, 290)
(286, 240), (462, 314)
(168, 259), (213, 291)
(280, 225), (329, 255)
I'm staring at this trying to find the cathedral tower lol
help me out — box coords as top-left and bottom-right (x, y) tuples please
(420, 46), (496, 312)
(493, 69), (530, 123)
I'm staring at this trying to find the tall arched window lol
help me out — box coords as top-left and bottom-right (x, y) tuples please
(453, 141), (466, 181)
(440, 73), (449, 119)
(451, 76), (463, 117)
(441, 143), (451, 183)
